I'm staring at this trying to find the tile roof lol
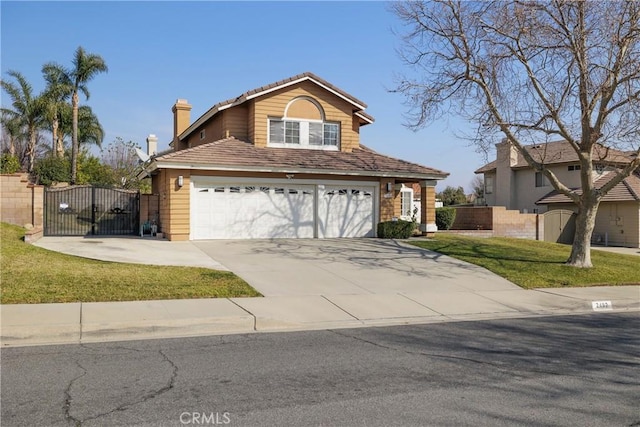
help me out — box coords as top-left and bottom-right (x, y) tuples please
(536, 170), (640, 204)
(154, 137), (448, 179)
(180, 72), (374, 141)
(475, 140), (634, 173)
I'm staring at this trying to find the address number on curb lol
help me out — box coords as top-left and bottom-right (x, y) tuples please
(592, 300), (613, 311)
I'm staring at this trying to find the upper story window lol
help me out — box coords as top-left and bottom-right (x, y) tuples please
(269, 119), (340, 149)
(268, 96), (340, 150)
(535, 171), (549, 187)
(568, 164), (581, 171)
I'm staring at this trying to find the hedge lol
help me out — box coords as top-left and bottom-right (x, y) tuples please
(435, 207), (456, 230)
(377, 220), (415, 239)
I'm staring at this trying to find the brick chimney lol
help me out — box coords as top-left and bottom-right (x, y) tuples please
(495, 139), (518, 209)
(146, 134), (158, 157)
(172, 99), (192, 151)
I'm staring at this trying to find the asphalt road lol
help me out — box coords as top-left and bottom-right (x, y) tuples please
(2, 313), (639, 427)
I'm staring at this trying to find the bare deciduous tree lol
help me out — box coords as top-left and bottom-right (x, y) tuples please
(392, 0), (640, 267)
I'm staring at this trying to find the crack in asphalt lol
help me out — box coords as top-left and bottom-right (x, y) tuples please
(70, 349), (179, 425)
(63, 360), (87, 427)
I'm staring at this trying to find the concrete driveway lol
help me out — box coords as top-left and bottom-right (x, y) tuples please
(193, 239), (520, 297)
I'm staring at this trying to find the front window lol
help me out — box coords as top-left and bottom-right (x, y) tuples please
(269, 119), (340, 149)
(485, 176), (494, 194)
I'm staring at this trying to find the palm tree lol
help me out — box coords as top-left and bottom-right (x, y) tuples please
(42, 46), (107, 184)
(57, 104), (104, 149)
(1, 111), (22, 157)
(1, 70), (46, 172)
(41, 65), (71, 158)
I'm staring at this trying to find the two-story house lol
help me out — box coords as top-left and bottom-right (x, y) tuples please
(143, 72), (448, 241)
(476, 140), (640, 247)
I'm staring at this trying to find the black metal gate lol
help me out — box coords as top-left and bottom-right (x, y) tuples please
(44, 186), (140, 236)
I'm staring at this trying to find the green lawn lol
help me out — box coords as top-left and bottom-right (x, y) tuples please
(409, 234), (640, 289)
(0, 223), (261, 304)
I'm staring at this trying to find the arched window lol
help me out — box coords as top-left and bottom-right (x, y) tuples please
(268, 97), (340, 150)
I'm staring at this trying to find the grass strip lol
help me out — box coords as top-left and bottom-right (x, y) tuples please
(409, 234), (640, 288)
(1, 223), (261, 304)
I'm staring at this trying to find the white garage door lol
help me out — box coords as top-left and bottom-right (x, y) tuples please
(318, 185), (375, 238)
(192, 183), (315, 239)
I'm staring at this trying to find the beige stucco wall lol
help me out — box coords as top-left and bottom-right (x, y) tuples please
(512, 164), (583, 214)
(594, 202), (640, 248)
(547, 202), (640, 248)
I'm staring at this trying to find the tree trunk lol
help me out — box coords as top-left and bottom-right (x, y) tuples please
(70, 92), (79, 184)
(566, 200), (599, 268)
(27, 127), (36, 173)
(9, 136), (16, 157)
(53, 118), (63, 158)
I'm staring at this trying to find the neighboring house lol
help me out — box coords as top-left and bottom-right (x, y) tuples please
(143, 72), (448, 241)
(475, 140), (640, 247)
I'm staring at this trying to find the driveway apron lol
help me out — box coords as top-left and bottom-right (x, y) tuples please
(193, 239), (520, 297)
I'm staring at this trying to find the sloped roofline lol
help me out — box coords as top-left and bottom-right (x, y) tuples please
(179, 72), (375, 141)
(536, 170), (640, 204)
(147, 137), (449, 180)
(475, 140), (635, 174)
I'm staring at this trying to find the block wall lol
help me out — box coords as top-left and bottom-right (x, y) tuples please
(0, 173), (44, 228)
(451, 206), (539, 240)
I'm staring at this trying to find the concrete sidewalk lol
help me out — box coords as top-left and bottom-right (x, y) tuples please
(2, 286), (638, 347)
(2, 237), (638, 347)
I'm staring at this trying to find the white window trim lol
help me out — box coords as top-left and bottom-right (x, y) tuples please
(400, 186), (414, 221)
(268, 117), (340, 151)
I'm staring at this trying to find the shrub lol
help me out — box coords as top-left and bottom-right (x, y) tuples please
(435, 207), (456, 230)
(0, 154), (21, 174)
(32, 156), (70, 186)
(377, 220), (415, 239)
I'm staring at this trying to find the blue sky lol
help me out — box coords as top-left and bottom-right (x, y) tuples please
(1, 1), (488, 191)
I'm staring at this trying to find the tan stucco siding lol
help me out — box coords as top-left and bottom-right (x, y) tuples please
(247, 101), (255, 144)
(156, 169), (191, 241)
(379, 178), (396, 222)
(251, 81), (359, 151)
(286, 98), (323, 120)
(184, 116), (223, 149)
(221, 105), (248, 141)
(424, 186), (436, 225)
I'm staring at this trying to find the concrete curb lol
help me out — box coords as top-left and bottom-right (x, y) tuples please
(2, 287), (638, 347)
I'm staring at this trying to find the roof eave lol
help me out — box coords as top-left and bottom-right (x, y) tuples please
(152, 161), (448, 180)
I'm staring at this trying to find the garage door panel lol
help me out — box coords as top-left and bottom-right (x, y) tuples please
(319, 186), (375, 238)
(191, 182), (314, 239)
